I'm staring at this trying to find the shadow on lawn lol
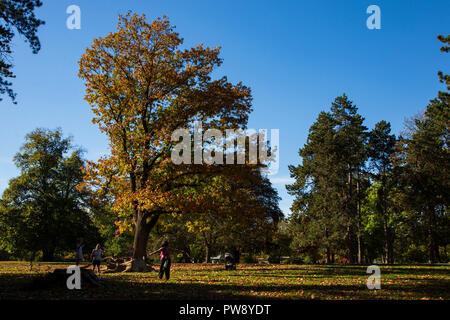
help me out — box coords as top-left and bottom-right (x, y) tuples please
(244, 265), (450, 276)
(314, 265), (450, 276)
(78, 276), (450, 300)
(1, 271), (449, 300)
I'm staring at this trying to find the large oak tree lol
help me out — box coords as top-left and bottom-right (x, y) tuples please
(78, 13), (253, 271)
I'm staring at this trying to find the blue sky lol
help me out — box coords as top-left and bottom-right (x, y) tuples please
(0, 0), (449, 215)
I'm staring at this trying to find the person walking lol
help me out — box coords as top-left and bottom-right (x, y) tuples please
(149, 240), (186, 281)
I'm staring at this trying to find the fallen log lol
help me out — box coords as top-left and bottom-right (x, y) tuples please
(55, 266), (103, 287)
(29, 265), (103, 290)
(103, 259), (156, 273)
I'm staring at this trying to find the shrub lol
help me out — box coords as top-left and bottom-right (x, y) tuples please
(241, 253), (257, 263)
(268, 255), (281, 264)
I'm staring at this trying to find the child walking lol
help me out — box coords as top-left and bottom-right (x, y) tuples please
(149, 240), (185, 280)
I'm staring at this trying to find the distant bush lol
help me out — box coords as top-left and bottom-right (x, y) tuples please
(279, 256), (304, 264)
(398, 245), (429, 264)
(291, 256), (304, 264)
(188, 244), (204, 263)
(0, 250), (10, 261)
(268, 255), (281, 264)
(241, 253), (257, 263)
(303, 256), (314, 264)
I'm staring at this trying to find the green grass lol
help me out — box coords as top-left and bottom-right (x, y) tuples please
(0, 261), (449, 300)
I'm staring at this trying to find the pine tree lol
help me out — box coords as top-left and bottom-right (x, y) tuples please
(287, 111), (345, 263)
(394, 35), (449, 263)
(330, 94), (368, 264)
(368, 120), (397, 263)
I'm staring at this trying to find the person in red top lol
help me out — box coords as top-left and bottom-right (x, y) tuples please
(149, 240), (185, 280)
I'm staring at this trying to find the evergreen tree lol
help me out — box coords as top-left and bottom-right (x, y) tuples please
(394, 35), (449, 263)
(368, 120), (397, 263)
(287, 111), (345, 263)
(395, 97), (449, 263)
(288, 95), (368, 263)
(330, 94), (368, 263)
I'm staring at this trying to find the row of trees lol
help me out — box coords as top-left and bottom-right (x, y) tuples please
(76, 13), (279, 271)
(0, 127), (283, 263)
(286, 35), (449, 264)
(0, 10), (447, 266)
(0, 13), (284, 266)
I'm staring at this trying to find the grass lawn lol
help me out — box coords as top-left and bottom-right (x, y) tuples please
(0, 261), (449, 300)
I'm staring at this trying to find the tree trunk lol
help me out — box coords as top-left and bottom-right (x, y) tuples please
(356, 168), (362, 264)
(383, 214), (388, 262)
(205, 245), (210, 263)
(232, 247), (240, 264)
(326, 247), (331, 264)
(380, 172), (394, 265)
(132, 218), (150, 260)
(345, 163), (355, 264)
(202, 232), (211, 263)
(383, 215), (394, 264)
(345, 224), (355, 263)
(42, 247), (55, 262)
(325, 227), (331, 264)
(427, 208), (436, 264)
(435, 245), (441, 263)
(428, 228), (435, 264)
(432, 208), (440, 263)
(356, 229), (362, 263)
(29, 251), (36, 271)
(425, 205), (436, 263)
(131, 212), (160, 272)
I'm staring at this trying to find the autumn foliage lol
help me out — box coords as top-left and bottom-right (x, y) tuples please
(77, 13), (259, 269)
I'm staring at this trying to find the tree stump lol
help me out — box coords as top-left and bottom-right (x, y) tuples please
(29, 265), (102, 290)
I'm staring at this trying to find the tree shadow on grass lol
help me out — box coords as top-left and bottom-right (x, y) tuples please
(233, 265), (368, 275)
(101, 276), (450, 300)
(1, 271), (449, 300)
(257, 265), (450, 276)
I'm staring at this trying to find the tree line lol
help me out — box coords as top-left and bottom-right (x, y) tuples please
(0, 127), (283, 263)
(0, 9), (447, 266)
(286, 35), (449, 264)
(0, 13), (284, 266)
